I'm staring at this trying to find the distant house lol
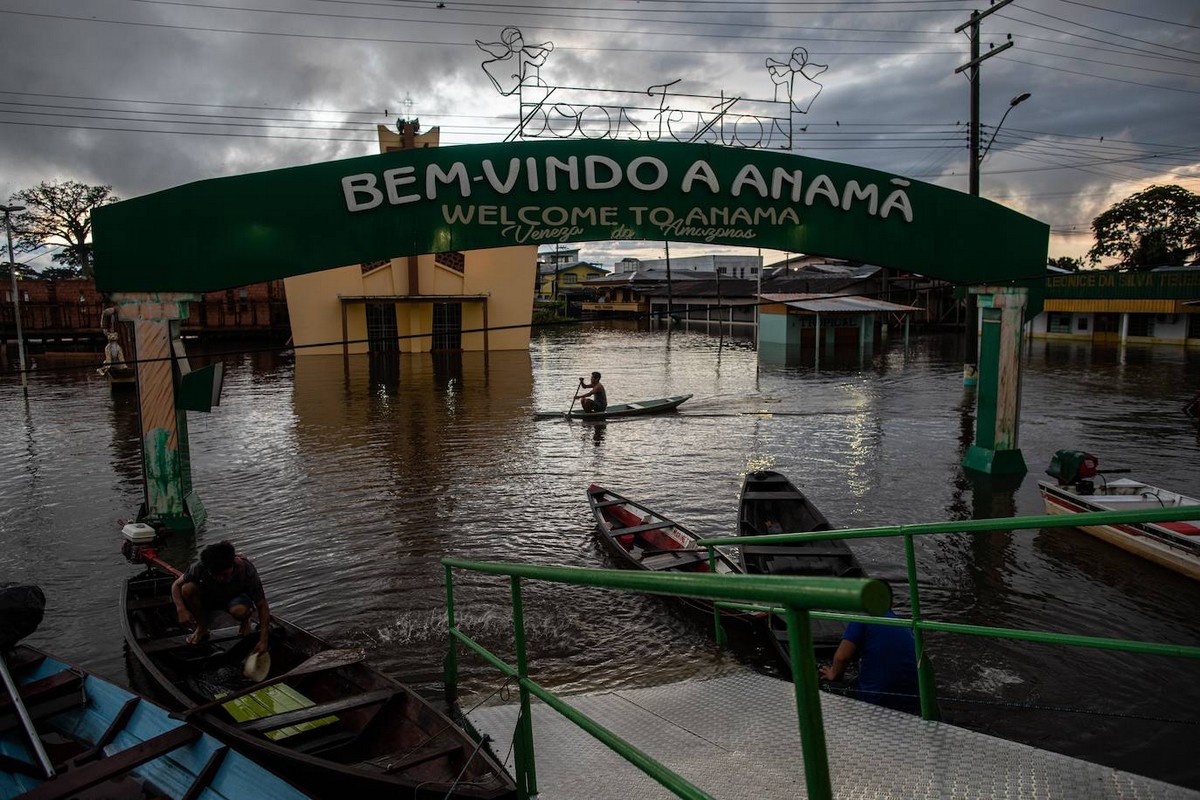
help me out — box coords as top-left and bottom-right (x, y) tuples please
(1028, 264), (1200, 346)
(536, 260), (608, 302)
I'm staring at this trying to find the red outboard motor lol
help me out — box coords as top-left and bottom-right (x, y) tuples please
(1045, 450), (1098, 488)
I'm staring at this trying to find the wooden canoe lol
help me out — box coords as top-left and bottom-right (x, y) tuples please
(737, 470), (866, 660)
(566, 394), (692, 420)
(0, 644), (311, 800)
(586, 484), (758, 620)
(121, 560), (516, 800)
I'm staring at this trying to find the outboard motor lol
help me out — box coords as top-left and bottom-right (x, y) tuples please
(120, 522), (163, 565)
(1045, 450), (1098, 487)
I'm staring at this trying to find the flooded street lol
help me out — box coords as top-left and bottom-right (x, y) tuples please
(2, 325), (1198, 789)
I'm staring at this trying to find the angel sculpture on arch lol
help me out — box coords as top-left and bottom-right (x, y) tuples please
(766, 46), (828, 114)
(476, 27), (554, 97)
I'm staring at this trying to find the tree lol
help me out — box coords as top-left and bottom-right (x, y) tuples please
(1087, 184), (1200, 269)
(7, 180), (119, 279)
(1048, 256), (1083, 271)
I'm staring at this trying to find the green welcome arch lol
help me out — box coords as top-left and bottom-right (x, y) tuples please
(92, 140), (1048, 531)
(93, 139), (1046, 292)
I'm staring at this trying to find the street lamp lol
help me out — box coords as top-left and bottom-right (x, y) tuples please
(2, 204), (27, 388)
(980, 92), (1031, 163)
(963, 91), (1030, 386)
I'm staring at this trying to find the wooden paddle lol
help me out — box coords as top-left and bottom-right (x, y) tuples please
(171, 647), (365, 720)
(566, 377), (584, 417)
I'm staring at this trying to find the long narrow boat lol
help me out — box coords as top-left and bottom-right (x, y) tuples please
(1, 644), (311, 800)
(1038, 452), (1200, 581)
(566, 394), (692, 420)
(737, 470), (866, 660)
(121, 550), (516, 800)
(586, 484), (757, 620)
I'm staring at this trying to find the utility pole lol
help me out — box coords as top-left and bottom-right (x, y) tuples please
(2, 204), (27, 390)
(955, 0), (1015, 386)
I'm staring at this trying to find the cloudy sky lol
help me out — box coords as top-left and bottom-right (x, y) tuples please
(1, 0), (1197, 271)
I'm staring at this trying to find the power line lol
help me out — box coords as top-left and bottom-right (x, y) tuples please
(1053, 0), (1200, 29)
(1010, 2), (1200, 58)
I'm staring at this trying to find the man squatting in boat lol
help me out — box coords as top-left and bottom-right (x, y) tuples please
(172, 540), (271, 654)
(576, 371), (607, 413)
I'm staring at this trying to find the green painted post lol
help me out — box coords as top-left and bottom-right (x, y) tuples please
(444, 564), (458, 698)
(510, 576), (538, 798)
(904, 533), (939, 720)
(784, 607), (833, 800)
(707, 546), (727, 647)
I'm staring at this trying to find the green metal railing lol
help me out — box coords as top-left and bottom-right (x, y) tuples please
(442, 559), (891, 800)
(701, 504), (1200, 721)
(443, 504), (1200, 798)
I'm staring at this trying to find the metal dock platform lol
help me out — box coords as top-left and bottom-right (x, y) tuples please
(467, 669), (1196, 799)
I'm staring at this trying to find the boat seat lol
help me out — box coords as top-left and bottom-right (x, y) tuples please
(642, 551), (709, 571)
(126, 596), (175, 611)
(138, 626), (245, 654)
(0, 670), (85, 735)
(364, 741), (463, 774)
(238, 688), (395, 734)
(611, 521), (669, 536)
(741, 491), (800, 500)
(17, 725), (200, 800)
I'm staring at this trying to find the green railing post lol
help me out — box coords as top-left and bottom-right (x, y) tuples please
(904, 533), (939, 720)
(444, 563), (458, 700)
(706, 545), (727, 647)
(784, 607), (833, 800)
(510, 576), (538, 799)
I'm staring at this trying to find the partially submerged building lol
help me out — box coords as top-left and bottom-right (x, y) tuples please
(284, 124), (537, 356)
(1028, 265), (1200, 346)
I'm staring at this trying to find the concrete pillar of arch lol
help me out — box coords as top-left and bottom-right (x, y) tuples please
(962, 286), (1028, 476)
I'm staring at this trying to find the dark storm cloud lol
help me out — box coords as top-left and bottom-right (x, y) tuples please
(1, 0), (1196, 267)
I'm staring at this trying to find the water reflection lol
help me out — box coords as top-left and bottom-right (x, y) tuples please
(3, 330), (1199, 789)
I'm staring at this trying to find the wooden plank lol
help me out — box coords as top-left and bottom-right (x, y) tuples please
(181, 745), (227, 800)
(67, 697), (140, 767)
(0, 672), (82, 716)
(138, 626), (244, 654)
(642, 552), (709, 571)
(238, 689), (395, 734)
(591, 499), (627, 508)
(126, 596), (175, 611)
(608, 521), (672, 536)
(741, 491), (801, 500)
(367, 741), (463, 774)
(17, 725), (201, 800)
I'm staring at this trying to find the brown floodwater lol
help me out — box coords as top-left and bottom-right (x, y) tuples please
(2, 324), (1198, 789)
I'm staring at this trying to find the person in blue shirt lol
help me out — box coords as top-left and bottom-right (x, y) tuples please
(819, 609), (920, 713)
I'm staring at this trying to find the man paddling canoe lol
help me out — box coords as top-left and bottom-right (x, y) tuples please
(575, 371), (608, 413)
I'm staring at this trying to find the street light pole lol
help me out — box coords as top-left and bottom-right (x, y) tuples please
(955, 0), (1016, 386)
(981, 92), (1031, 163)
(2, 204), (27, 389)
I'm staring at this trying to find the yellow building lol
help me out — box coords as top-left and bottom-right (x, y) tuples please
(537, 261), (609, 301)
(284, 124), (537, 356)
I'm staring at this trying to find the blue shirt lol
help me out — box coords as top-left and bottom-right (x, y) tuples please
(843, 610), (919, 706)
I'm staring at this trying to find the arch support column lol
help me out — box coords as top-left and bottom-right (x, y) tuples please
(114, 292), (206, 532)
(962, 286), (1028, 476)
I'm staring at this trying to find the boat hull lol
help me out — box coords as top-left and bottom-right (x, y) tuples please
(567, 394), (692, 420)
(1, 645), (311, 799)
(1038, 480), (1200, 581)
(737, 470), (865, 661)
(586, 484), (758, 621)
(121, 562), (516, 800)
